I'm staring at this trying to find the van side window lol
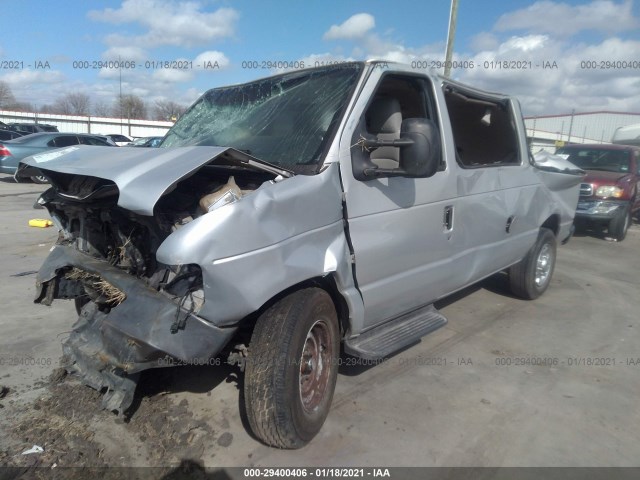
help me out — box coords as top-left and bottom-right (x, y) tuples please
(444, 85), (520, 168)
(353, 74), (441, 171)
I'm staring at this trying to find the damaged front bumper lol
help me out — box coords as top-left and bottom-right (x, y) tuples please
(37, 245), (238, 414)
(575, 198), (626, 222)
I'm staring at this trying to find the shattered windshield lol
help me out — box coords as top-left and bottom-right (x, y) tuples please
(161, 65), (363, 174)
(557, 147), (631, 173)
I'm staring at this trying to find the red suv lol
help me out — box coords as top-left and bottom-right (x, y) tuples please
(556, 144), (640, 242)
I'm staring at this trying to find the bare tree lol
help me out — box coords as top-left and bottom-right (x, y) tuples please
(66, 93), (91, 115)
(0, 81), (33, 111)
(50, 97), (72, 115)
(92, 100), (111, 117)
(0, 81), (16, 109)
(39, 103), (57, 114)
(114, 94), (147, 119)
(45, 93), (91, 116)
(6, 100), (32, 112)
(153, 99), (187, 121)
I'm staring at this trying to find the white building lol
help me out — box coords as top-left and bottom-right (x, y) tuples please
(524, 111), (640, 152)
(0, 110), (172, 138)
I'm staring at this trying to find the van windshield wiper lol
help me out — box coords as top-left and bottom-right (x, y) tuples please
(221, 148), (294, 178)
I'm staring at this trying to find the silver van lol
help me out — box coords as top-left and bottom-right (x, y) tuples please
(20, 61), (582, 448)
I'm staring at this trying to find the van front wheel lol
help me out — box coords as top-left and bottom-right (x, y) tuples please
(509, 228), (556, 300)
(244, 288), (339, 449)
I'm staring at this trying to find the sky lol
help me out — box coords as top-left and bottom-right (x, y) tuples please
(1, 0), (639, 116)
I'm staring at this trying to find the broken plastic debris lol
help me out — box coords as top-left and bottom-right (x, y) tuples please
(199, 176), (242, 213)
(29, 219), (53, 228)
(21, 445), (44, 455)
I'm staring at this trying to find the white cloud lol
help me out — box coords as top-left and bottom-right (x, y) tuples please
(270, 52), (355, 73)
(89, 0), (239, 48)
(152, 68), (194, 83)
(310, 7), (640, 115)
(299, 53), (353, 66)
(92, 77), (199, 110)
(102, 46), (147, 62)
(0, 60), (204, 113)
(497, 35), (548, 53)
(0, 71), (79, 106)
(82, 51), (229, 110)
(324, 13), (375, 40)
(320, 12), (443, 65)
(495, 0), (638, 36)
(457, 36), (640, 114)
(1, 69), (65, 85)
(193, 51), (230, 70)
(128, 85), (151, 98)
(470, 32), (499, 52)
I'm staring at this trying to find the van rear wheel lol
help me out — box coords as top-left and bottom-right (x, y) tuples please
(244, 288), (339, 448)
(509, 228), (556, 300)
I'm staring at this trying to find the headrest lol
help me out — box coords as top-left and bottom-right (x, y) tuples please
(367, 97), (402, 134)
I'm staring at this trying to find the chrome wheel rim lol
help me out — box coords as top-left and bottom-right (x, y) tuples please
(535, 243), (553, 288)
(299, 319), (333, 413)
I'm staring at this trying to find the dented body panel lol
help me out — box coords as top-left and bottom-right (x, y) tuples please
(335, 65), (581, 329)
(21, 62), (581, 414)
(155, 162), (360, 326)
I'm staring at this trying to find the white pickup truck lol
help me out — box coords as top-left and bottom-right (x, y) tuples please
(20, 61), (582, 448)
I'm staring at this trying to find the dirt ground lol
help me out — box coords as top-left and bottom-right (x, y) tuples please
(1, 174), (639, 477)
(1, 367), (228, 473)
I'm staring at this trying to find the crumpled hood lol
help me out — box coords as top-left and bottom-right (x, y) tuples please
(20, 145), (290, 216)
(582, 169), (629, 184)
(532, 150), (584, 192)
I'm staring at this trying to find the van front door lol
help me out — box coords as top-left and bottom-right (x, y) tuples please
(339, 73), (467, 331)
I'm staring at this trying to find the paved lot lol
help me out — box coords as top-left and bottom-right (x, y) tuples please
(0, 172), (639, 469)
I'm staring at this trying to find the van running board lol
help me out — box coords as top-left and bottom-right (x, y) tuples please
(344, 304), (447, 360)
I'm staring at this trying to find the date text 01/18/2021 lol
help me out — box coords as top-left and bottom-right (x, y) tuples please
(242, 468), (391, 477)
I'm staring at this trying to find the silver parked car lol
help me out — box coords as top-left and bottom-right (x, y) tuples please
(19, 61), (582, 448)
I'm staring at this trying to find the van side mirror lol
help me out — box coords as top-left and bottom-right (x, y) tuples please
(398, 118), (441, 177)
(353, 118), (441, 180)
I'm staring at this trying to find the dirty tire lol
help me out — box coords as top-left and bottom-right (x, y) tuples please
(509, 227), (556, 300)
(608, 206), (631, 242)
(30, 175), (49, 184)
(572, 219), (586, 234)
(244, 288), (339, 449)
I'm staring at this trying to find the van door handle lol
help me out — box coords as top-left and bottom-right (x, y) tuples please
(506, 215), (516, 233)
(443, 205), (454, 231)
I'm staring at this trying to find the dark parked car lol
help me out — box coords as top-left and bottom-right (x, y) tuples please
(8, 123), (59, 134)
(0, 129), (23, 141)
(0, 133), (114, 183)
(556, 143), (640, 241)
(129, 136), (163, 147)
